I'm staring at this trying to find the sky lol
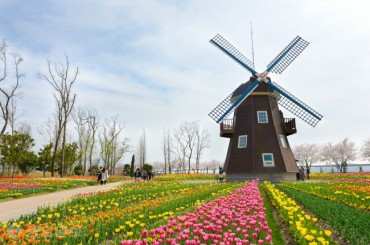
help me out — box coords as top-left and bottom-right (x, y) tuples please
(1, 0), (370, 164)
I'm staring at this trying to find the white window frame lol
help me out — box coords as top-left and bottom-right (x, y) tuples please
(257, 111), (268, 123)
(279, 135), (287, 148)
(262, 153), (275, 167)
(238, 135), (247, 148)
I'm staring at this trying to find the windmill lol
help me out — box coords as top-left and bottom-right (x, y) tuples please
(209, 34), (323, 182)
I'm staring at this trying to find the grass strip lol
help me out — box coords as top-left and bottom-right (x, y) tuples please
(259, 184), (286, 245)
(278, 185), (370, 245)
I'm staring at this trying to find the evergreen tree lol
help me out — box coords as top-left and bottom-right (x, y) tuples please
(130, 155), (135, 177)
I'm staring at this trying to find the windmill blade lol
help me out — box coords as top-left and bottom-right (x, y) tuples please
(209, 79), (260, 123)
(266, 36), (309, 74)
(266, 81), (323, 127)
(210, 34), (258, 76)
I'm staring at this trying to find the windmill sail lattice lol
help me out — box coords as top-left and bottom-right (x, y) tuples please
(266, 36), (309, 74)
(209, 80), (259, 123)
(210, 34), (257, 75)
(208, 92), (236, 123)
(268, 81), (323, 127)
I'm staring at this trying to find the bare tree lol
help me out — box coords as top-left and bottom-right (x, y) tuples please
(195, 126), (210, 173)
(0, 41), (23, 138)
(360, 138), (370, 161)
(99, 115), (128, 174)
(184, 121), (197, 173)
(162, 128), (174, 174)
(205, 160), (221, 174)
(38, 113), (60, 146)
(162, 128), (167, 174)
(172, 121), (198, 173)
(9, 97), (25, 135)
(173, 126), (188, 172)
(87, 109), (99, 172)
(38, 55), (78, 177)
(17, 122), (31, 135)
(73, 107), (99, 175)
(292, 143), (321, 170)
(137, 129), (147, 169)
(321, 138), (357, 173)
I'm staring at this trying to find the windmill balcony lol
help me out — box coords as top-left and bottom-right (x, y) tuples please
(283, 118), (297, 136)
(220, 119), (235, 138)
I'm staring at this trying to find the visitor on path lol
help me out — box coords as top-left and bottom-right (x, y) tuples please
(142, 170), (148, 180)
(97, 166), (103, 184)
(299, 167), (305, 181)
(148, 170), (153, 180)
(219, 166), (225, 183)
(306, 168), (310, 179)
(134, 168), (141, 181)
(100, 167), (109, 185)
(296, 172), (300, 181)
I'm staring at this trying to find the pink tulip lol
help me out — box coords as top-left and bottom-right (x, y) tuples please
(265, 235), (272, 243)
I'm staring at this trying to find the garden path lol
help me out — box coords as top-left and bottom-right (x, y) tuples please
(0, 180), (131, 222)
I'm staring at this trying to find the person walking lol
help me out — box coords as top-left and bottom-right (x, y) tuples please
(219, 166), (225, 183)
(306, 168), (310, 180)
(148, 170), (153, 180)
(134, 168), (141, 181)
(142, 170), (148, 180)
(96, 166), (103, 184)
(299, 167), (305, 181)
(100, 167), (109, 185)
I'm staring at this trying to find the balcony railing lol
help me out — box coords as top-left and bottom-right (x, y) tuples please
(220, 119), (234, 138)
(220, 117), (296, 137)
(283, 118), (297, 136)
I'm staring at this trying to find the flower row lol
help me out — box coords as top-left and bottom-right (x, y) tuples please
(121, 179), (272, 245)
(280, 181), (370, 211)
(0, 176), (128, 199)
(311, 172), (370, 181)
(263, 181), (336, 245)
(0, 180), (239, 244)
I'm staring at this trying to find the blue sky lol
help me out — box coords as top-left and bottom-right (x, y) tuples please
(1, 0), (370, 163)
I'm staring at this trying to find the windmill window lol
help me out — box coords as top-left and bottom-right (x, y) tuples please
(279, 135), (287, 148)
(238, 135), (247, 148)
(257, 111), (268, 123)
(262, 153), (275, 167)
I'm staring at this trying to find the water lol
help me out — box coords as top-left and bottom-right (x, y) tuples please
(310, 164), (370, 173)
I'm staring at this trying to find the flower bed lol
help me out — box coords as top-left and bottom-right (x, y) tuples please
(121, 179), (272, 245)
(0, 180), (241, 244)
(280, 181), (370, 211)
(0, 176), (129, 199)
(154, 174), (215, 181)
(263, 181), (336, 245)
(279, 184), (370, 245)
(311, 172), (370, 181)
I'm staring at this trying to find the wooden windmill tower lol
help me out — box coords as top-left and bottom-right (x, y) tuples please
(209, 34), (323, 182)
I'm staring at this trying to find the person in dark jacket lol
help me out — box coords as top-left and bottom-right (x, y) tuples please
(306, 168), (310, 179)
(134, 168), (141, 181)
(219, 167), (225, 182)
(96, 166), (103, 184)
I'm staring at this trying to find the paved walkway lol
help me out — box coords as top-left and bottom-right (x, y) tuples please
(0, 181), (130, 222)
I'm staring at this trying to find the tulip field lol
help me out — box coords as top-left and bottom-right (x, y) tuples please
(0, 176), (129, 200)
(0, 173), (369, 244)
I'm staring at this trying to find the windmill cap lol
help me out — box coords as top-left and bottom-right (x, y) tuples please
(231, 76), (272, 98)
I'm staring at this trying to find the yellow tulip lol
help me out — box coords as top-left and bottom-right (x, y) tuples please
(304, 235), (314, 241)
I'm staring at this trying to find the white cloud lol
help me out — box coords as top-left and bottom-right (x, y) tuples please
(1, 0), (370, 163)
